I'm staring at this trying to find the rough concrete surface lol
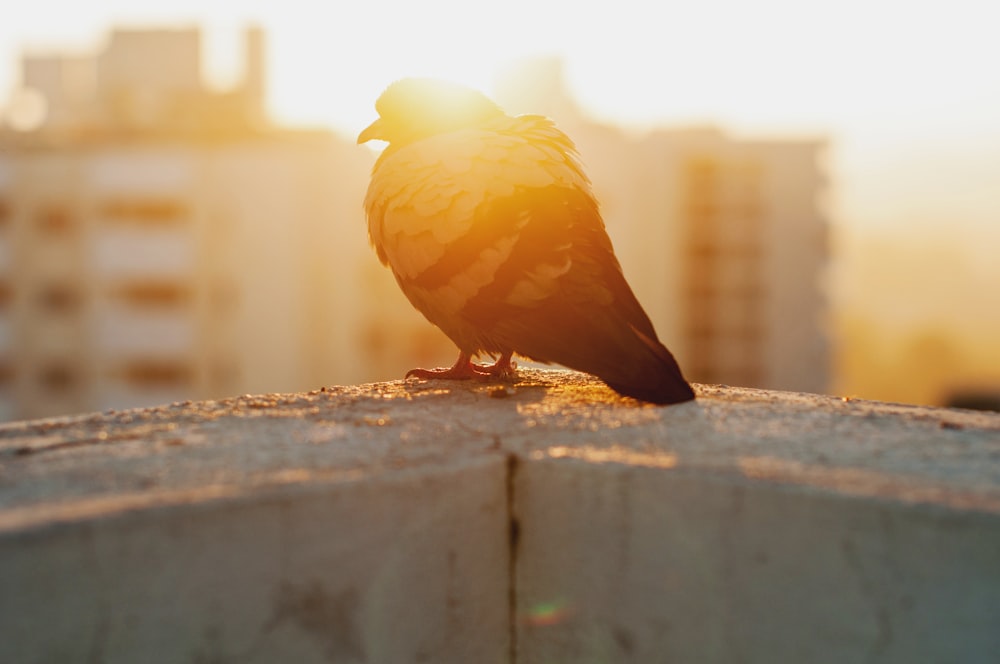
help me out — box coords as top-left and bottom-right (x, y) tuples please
(1, 369), (999, 663)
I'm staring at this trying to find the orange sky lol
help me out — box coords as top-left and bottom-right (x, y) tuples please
(3, 1), (999, 243)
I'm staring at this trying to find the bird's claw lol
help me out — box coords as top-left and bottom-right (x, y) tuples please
(405, 355), (517, 383)
(485, 357), (518, 382)
(404, 365), (484, 381)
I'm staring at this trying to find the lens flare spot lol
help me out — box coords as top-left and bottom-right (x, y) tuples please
(522, 598), (573, 627)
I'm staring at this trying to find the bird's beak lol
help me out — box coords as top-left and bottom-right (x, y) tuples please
(357, 118), (384, 145)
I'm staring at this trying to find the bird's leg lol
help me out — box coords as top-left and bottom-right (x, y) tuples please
(479, 351), (518, 382)
(405, 352), (485, 381)
(405, 351), (518, 382)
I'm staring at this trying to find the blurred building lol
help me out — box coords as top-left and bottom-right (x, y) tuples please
(496, 60), (830, 393)
(14, 26), (266, 135)
(0, 27), (376, 421)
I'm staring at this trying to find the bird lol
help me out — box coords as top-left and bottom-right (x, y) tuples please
(358, 78), (695, 405)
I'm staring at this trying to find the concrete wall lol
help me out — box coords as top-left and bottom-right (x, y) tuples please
(516, 461), (1000, 663)
(1, 370), (999, 663)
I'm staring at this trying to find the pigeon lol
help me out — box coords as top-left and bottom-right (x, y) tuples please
(358, 78), (695, 405)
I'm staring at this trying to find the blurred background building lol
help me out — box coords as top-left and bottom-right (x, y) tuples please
(0, 27), (835, 420)
(0, 27), (376, 419)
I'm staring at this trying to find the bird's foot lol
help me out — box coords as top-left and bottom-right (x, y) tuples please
(405, 352), (517, 382)
(479, 353), (517, 382)
(405, 352), (484, 381)
(405, 363), (482, 381)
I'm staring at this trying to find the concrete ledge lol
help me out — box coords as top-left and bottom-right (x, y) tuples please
(2, 370), (999, 663)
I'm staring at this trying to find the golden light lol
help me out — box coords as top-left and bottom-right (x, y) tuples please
(5, 87), (48, 132)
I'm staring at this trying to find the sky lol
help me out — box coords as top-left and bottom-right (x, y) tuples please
(2, 0), (1000, 245)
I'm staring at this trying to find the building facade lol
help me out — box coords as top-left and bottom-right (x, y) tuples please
(0, 27), (380, 420)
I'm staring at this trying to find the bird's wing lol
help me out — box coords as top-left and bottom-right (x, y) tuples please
(363, 116), (591, 317)
(458, 182), (693, 404)
(461, 183), (653, 353)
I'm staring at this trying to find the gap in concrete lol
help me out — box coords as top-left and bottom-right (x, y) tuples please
(505, 452), (522, 663)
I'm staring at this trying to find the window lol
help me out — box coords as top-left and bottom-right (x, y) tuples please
(121, 360), (192, 388)
(0, 360), (14, 385)
(102, 198), (188, 226)
(111, 281), (190, 308)
(38, 363), (78, 392)
(36, 205), (75, 234)
(37, 284), (81, 313)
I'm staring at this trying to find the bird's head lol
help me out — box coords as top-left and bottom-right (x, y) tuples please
(357, 78), (505, 148)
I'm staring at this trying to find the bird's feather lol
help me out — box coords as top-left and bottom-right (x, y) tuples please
(359, 80), (695, 404)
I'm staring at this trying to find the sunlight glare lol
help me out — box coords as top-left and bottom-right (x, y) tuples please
(5, 87), (47, 132)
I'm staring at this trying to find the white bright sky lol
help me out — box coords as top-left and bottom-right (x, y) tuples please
(2, 0), (1000, 252)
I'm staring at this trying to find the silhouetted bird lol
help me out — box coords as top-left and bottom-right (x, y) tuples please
(358, 78), (695, 405)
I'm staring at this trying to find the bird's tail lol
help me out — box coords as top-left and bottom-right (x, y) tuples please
(597, 325), (696, 405)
